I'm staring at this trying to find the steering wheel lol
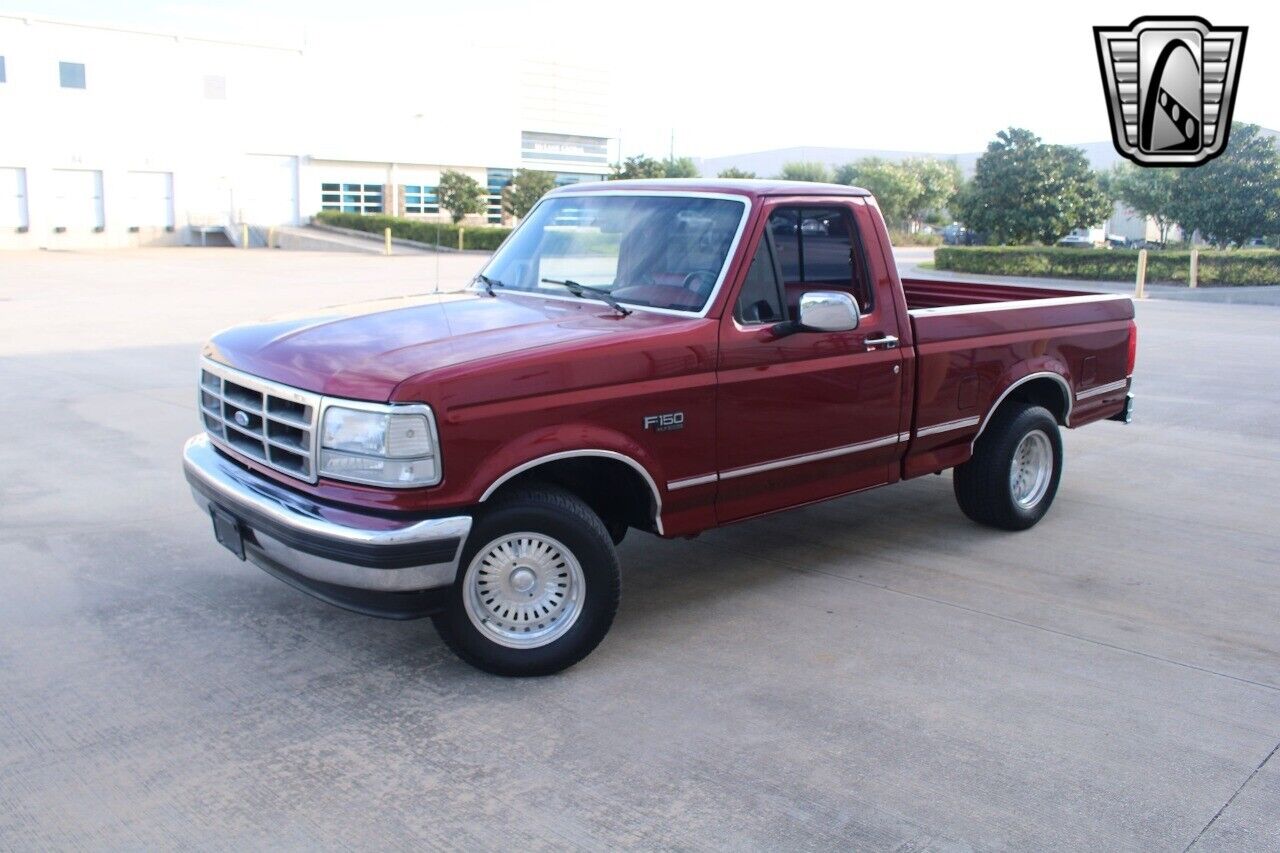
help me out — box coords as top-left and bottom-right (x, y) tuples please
(681, 269), (719, 295)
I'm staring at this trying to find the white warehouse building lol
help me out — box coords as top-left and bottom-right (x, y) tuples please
(0, 13), (615, 250)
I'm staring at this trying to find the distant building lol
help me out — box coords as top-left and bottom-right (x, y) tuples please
(0, 14), (614, 250)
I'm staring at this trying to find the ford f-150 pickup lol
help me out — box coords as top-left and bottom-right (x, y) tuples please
(184, 180), (1137, 675)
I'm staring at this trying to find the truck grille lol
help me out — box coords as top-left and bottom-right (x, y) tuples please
(199, 360), (321, 483)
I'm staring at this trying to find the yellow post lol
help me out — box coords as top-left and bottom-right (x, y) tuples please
(1189, 248), (1199, 288)
(384, 226), (392, 256)
(458, 227), (465, 251)
(241, 223), (249, 249)
(1135, 249), (1148, 299)
(267, 226), (275, 249)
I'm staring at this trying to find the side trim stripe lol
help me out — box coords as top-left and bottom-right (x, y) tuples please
(667, 473), (718, 491)
(915, 416), (981, 438)
(1076, 378), (1130, 400)
(719, 433), (904, 482)
(664, 433), (908, 491)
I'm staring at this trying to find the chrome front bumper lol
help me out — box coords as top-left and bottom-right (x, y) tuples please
(183, 434), (471, 598)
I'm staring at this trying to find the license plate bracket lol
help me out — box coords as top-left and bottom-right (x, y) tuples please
(210, 506), (246, 560)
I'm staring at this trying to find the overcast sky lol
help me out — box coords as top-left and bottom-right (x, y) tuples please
(9, 0), (1277, 159)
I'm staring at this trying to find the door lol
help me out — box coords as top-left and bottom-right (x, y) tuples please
(237, 155), (298, 225)
(0, 168), (28, 230)
(715, 198), (906, 523)
(51, 169), (104, 231)
(126, 171), (174, 228)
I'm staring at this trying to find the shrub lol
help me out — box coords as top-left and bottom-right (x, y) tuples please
(933, 246), (1280, 286)
(887, 230), (943, 247)
(315, 211), (511, 251)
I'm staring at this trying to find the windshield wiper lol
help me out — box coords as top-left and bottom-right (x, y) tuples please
(475, 273), (505, 296)
(540, 278), (632, 316)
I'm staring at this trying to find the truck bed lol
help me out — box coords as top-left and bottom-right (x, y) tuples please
(897, 277), (1135, 480)
(902, 277), (1107, 311)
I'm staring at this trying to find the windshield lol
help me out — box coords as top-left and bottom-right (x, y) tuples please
(480, 194), (747, 313)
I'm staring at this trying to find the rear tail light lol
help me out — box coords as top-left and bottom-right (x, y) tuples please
(1125, 320), (1138, 376)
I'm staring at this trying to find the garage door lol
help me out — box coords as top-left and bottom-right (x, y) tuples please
(238, 155), (298, 225)
(126, 171), (174, 228)
(52, 169), (104, 230)
(0, 167), (30, 229)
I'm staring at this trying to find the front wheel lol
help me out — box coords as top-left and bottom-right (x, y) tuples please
(953, 403), (1063, 530)
(433, 486), (620, 676)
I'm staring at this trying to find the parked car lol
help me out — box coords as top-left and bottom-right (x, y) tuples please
(185, 180), (1137, 676)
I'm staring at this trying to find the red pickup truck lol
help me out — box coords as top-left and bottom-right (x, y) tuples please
(184, 180), (1136, 675)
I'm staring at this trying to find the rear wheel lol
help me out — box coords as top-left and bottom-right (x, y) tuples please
(953, 403), (1063, 530)
(433, 486), (620, 676)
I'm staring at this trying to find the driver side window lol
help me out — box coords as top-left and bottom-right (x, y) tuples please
(734, 234), (785, 324)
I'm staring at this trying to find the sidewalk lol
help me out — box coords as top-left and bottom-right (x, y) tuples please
(892, 248), (1280, 307)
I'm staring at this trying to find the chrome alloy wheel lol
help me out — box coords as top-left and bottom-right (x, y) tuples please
(462, 532), (585, 649)
(1010, 429), (1054, 509)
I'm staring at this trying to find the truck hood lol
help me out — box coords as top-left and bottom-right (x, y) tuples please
(204, 291), (662, 401)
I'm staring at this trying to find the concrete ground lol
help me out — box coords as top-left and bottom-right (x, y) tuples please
(1, 247), (1278, 851)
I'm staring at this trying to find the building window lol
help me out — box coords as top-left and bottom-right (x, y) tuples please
(204, 75), (226, 100)
(402, 185), (438, 215)
(59, 61), (86, 89)
(320, 183), (383, 214)
(0, 56), (7, 83)
(486, 169), (512, 224)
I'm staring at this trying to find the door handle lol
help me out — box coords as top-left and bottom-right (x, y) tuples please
(864, 334), (899, 350)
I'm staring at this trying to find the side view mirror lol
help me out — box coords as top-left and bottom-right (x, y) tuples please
(772, 291), (860, 337)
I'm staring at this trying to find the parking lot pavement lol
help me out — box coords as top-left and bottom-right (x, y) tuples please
(2, 248), (1278, 850)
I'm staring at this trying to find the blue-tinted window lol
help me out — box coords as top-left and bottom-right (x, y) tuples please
(320, 182), (382, 214)
(486, 168), (513, 223)
(59, 61), (86, 89)
(402, 184), (438, 214)
(0, 56), (7, 83)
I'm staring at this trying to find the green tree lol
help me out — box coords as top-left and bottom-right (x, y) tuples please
(904, 158), (962, 227)
(436, 170), (487, 224)
(839, 159), (920, 227)
(1109, 163), (1178, 244)
(663, 157), (699, 178)
(778, 161), (832, 183)
(717, 167), (757, 179)
(1167, 123), (1280, 247)
(501, 169), (556, 220)
(835, 157), (959, 230)
(956, 127), (1112, 244)
(610, 155), (667, 180)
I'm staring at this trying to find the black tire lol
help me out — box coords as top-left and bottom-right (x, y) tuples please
(433, 486), (620, 676)
(953, 403), (1063, 531)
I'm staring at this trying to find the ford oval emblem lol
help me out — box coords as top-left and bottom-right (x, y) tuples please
(233, 410), (250, 427)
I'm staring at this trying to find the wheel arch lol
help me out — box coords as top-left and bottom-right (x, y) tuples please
(972, 371), (1072, 449)
(479, 450), (664, 536)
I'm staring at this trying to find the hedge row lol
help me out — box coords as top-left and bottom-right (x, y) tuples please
(314, 211), (512, 251)
(934, 246), (1280, 287)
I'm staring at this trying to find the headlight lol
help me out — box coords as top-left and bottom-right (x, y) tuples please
(318, 403), (440, 487)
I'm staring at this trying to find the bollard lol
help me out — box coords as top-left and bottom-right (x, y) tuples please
(241, 223), (249, 249)
(384, 226), (392, 256)
(1135, 248), (1148, 299)
(267, 226), (275, 249)
(1189, 248), (1199, 288)
(458, 227), (465, 251)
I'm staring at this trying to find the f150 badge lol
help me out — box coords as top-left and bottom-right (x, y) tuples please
(643, 412), (684, 432)
(1094, 16), (1247, 166)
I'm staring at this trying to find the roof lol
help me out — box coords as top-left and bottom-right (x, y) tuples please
(548, 178), (871, 198)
